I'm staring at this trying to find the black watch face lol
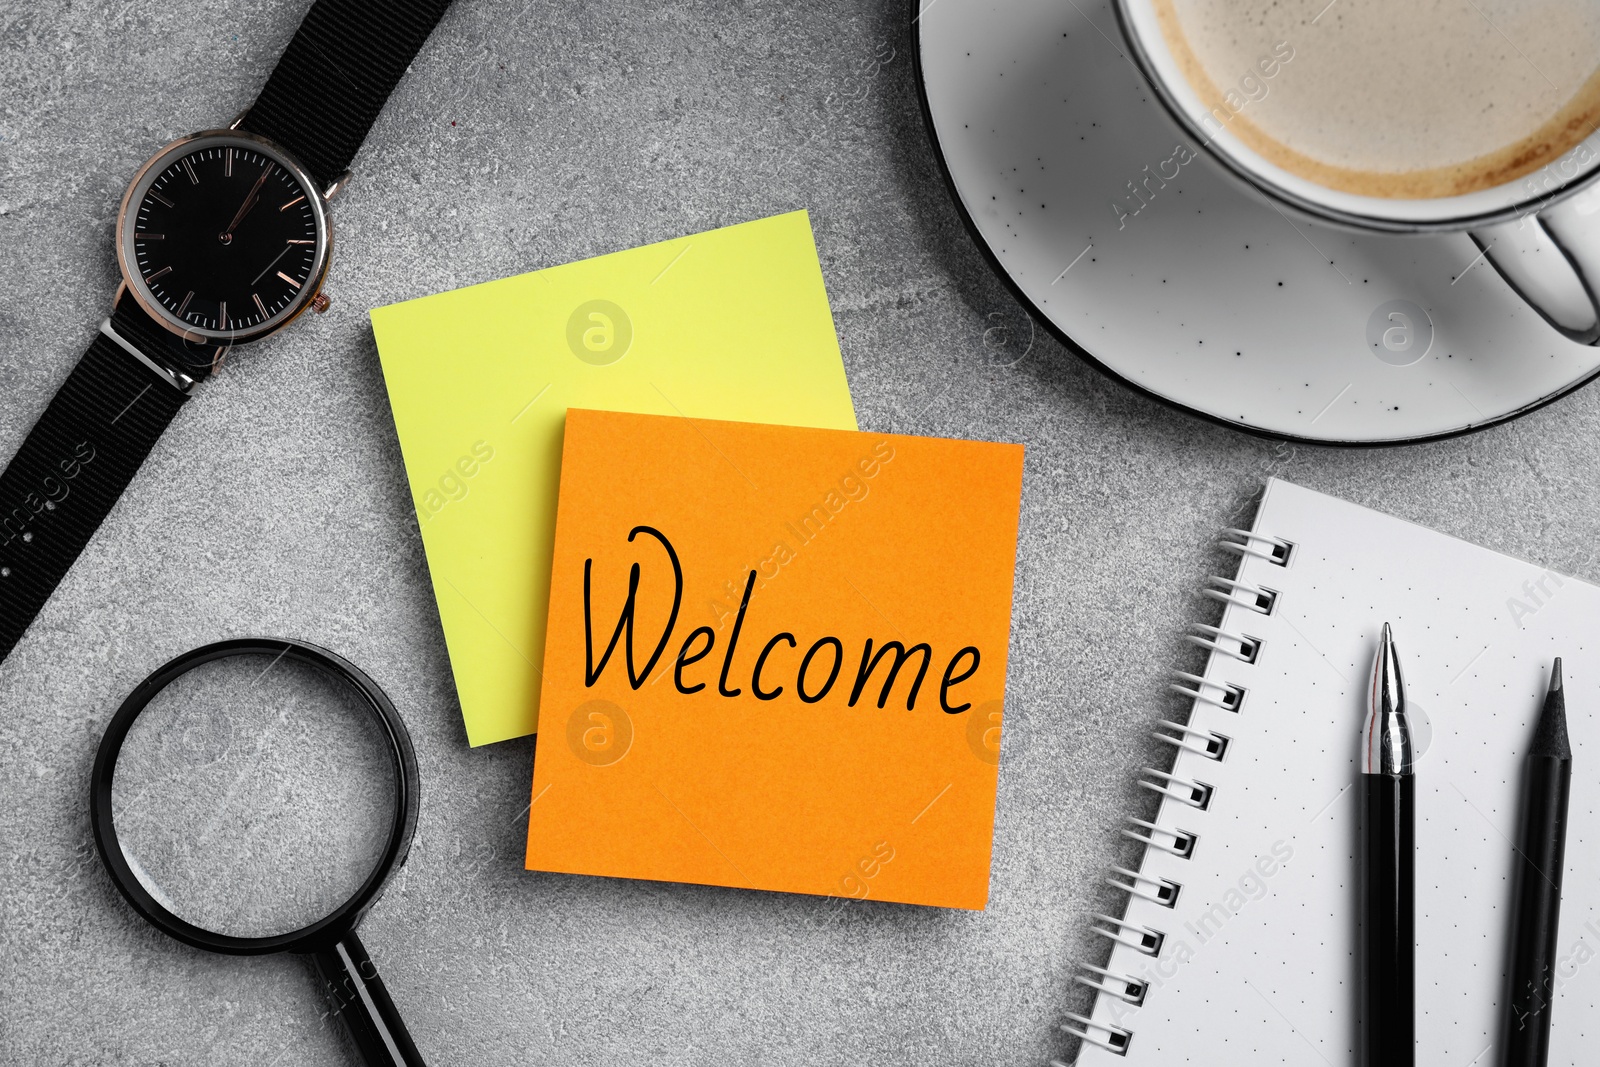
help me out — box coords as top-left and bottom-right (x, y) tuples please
(118, 133), (330, 342)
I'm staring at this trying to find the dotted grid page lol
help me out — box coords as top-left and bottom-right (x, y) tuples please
(1079, 478), (1600, 1065)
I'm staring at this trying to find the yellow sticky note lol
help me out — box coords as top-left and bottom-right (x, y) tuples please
(371, 211), (857, 745)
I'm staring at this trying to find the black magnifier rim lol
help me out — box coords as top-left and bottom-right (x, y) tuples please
(90, 637), (419, 957)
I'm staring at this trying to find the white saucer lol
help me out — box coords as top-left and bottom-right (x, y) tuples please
(913, 0), (1600, 444)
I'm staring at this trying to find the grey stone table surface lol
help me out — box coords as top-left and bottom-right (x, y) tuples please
(5, 1), (1600, 1064)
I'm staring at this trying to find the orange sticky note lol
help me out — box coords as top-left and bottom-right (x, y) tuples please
(524, 409), (1024, 909)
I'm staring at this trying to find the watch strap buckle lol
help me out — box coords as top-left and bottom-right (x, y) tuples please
(98, 318), (197, 394)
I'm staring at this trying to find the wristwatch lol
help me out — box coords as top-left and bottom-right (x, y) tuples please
(0, 0), (453, 664)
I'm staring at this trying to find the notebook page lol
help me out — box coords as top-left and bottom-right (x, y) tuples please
(1078, 478), (1600, 1065)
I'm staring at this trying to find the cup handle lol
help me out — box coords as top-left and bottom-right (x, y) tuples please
(311, 931), (427, 1067)
(1471, 184), (1600, 345)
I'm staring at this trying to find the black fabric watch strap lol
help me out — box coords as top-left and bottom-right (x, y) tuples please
(238, 0), (455, 190)
(0, 324), (189, 662)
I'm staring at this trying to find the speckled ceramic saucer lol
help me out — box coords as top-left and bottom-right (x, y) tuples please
(913, 0), (1600, 444)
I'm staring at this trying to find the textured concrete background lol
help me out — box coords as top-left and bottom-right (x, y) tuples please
(5, 1), (1600, 1064)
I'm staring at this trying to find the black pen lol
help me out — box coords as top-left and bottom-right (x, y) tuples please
(1500, 660), (1572, 1067)
(1361, 622), (1414, 1067)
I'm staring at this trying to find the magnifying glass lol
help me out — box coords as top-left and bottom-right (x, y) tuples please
(91, 638), (425, 1066)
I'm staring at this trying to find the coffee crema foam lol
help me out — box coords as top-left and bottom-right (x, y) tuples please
(1153, 0), (1600, 198)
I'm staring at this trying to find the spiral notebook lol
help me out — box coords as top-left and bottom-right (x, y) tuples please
(1067, 479), (1600, 1065)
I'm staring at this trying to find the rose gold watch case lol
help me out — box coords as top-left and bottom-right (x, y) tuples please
(114, 129), (333, 346)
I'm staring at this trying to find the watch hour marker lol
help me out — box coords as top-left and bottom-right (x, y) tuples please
(176, 291), (194, 318)
(253, 293), (269, 319)
(279, 194), (306, 211)
(276, 271), (302, 289)
(148, 189), (175, 208)
(181, 158), (199, 185)
(287, 239), (315, 245)
(218, 301), (228, 330)
(134, 232), (165, 241)
(225, 148), (234, 177)
(145, 265), (172, 282)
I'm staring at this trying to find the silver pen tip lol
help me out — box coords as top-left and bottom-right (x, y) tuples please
(1373, 622), (1405, 717)
(1365, 622), (1412, 774)
(1550, 657), (1563, 693)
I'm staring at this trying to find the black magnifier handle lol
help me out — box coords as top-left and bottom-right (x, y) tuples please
(312, 932), (426, 1067)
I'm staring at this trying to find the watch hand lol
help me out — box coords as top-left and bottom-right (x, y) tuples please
(221, 162), (275, 240)
(250, 242), (296, 286)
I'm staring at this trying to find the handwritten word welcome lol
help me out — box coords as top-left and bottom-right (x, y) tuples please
(586, 525), (983, 714)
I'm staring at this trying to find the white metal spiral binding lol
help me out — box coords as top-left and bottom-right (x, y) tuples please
(1090, 913), (1165, 955)
(1069, 534), (1283, 1064)
(1185, 623), (1260, 663)
(1073, 961), (1147, 1005)
(1120, 818), (1195, 860)
(1108, 863), (1182, 906)
(1152, 719), (1230, 760)
(1058, 1013), (1133, 1057)
(1170, 670), (1245, 712)
(1219, 527), (1293, 565)
(1137, 767), (1213, 809)
(1202, 575), (1276, 613)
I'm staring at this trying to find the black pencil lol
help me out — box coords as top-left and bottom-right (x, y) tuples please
(1361, 622), (1415, 1067)
(1501, 659), (1573, 1067)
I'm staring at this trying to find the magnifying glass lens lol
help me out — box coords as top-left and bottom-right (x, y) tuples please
(109, 652), (399, 939)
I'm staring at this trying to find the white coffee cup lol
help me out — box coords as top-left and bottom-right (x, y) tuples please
(1114, 0), (1600, 345)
